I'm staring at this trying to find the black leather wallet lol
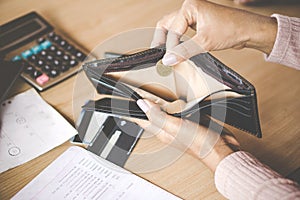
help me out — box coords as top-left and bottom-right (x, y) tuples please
(82, 46), (262, 138)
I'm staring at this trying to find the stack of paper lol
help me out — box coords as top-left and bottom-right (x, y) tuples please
(12, 146), (181, 200)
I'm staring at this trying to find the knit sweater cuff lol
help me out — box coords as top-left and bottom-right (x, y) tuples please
(265, 14), (300, 70)
(214, 151), (300, 200)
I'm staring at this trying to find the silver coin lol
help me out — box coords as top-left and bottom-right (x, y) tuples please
(156, 60), (172, 77)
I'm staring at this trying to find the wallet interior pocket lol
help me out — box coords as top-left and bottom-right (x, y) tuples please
(83, 46), (262, 137)
(105, 59), (234, 102)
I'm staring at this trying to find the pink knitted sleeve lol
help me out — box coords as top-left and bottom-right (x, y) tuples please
(214, 151), (300, 200)
(265, 14), (300, 70)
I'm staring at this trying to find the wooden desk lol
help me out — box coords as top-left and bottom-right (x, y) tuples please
(1, 0), (299, 199)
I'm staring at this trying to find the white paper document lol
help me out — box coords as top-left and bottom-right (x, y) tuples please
(12, 146), (181, 200)
(0, 89), (77, 173)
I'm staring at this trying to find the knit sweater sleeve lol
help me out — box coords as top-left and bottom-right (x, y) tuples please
(265, 14), (300, 70)
(214, 151), (300, 200)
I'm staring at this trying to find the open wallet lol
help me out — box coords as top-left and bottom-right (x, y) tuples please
(82, 46), (262, 138)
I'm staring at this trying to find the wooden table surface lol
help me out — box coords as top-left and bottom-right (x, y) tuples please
(1, 0), (300, 199)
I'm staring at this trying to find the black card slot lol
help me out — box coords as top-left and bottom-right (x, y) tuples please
(91, 77), (130, 98)
(82, 99), (147, 119)
(187, 96), (261, 137)
(212, 103), (252, 118)
(100, 75), (142, 100)
(87, 67), (142, 100)
(220, 100), (251, 111)
(214, 99), (252, 116)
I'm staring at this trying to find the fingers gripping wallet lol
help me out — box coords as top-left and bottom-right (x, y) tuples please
(82, 46), (262, 138)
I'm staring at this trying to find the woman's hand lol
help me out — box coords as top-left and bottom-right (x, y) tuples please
(233, 0), (271, 5)
(136, 99), (240, 172)
(152, 0), (277, 66)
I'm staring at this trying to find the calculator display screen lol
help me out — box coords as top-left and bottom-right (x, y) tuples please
(1, 21), (42, 47)
(0, 12), (53, 54)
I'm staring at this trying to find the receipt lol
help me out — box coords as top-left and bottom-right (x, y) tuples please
(0, 89), (77, 173)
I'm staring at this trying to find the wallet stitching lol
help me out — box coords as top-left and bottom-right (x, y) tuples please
(213, 104), (252, 117)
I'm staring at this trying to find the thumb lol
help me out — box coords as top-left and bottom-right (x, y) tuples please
(162, 37), (206, 66)
(136, 99), (186, 138)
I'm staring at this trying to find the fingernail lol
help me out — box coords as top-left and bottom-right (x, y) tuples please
(162, 53), (178, 66)
(137, 99), (150, 113)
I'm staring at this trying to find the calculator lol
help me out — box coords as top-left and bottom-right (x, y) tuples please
(0, 12), (92, 91)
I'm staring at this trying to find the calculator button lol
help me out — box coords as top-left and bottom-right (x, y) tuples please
(49, 45), (57, 52)
(62, 54), (70, 61)
(69, 59), (78, 67)
(52, 35), (62, 43)
(46, 55), (54, 61)
(66, 45), (76, 54)
(59, 40), (68, 48)
(56, 50), (63, 56)
(11, 55), (22, 62)
(36, 73), (50, 85)
(36, 59), (45, 68)
(37, 37), (45, 44)
(39, 50), (47, 57)
(32, 70), (42, 78)
(40, 40), (52, 49)
(21, 50), (33, 59)
(52, 59), (61, 66)
(75, 50), (86, 61)
(48, 32), (56, 39)
(60, 65), (70, 72)
(28, 55), (38, 63)
(24, 65), (34, 74)
(31, 45), (43, 54)
(42, 64), (52, 72)
(48, 69), (59, 77)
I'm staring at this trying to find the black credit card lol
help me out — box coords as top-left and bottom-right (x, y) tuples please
(86, 116), (143, 167)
